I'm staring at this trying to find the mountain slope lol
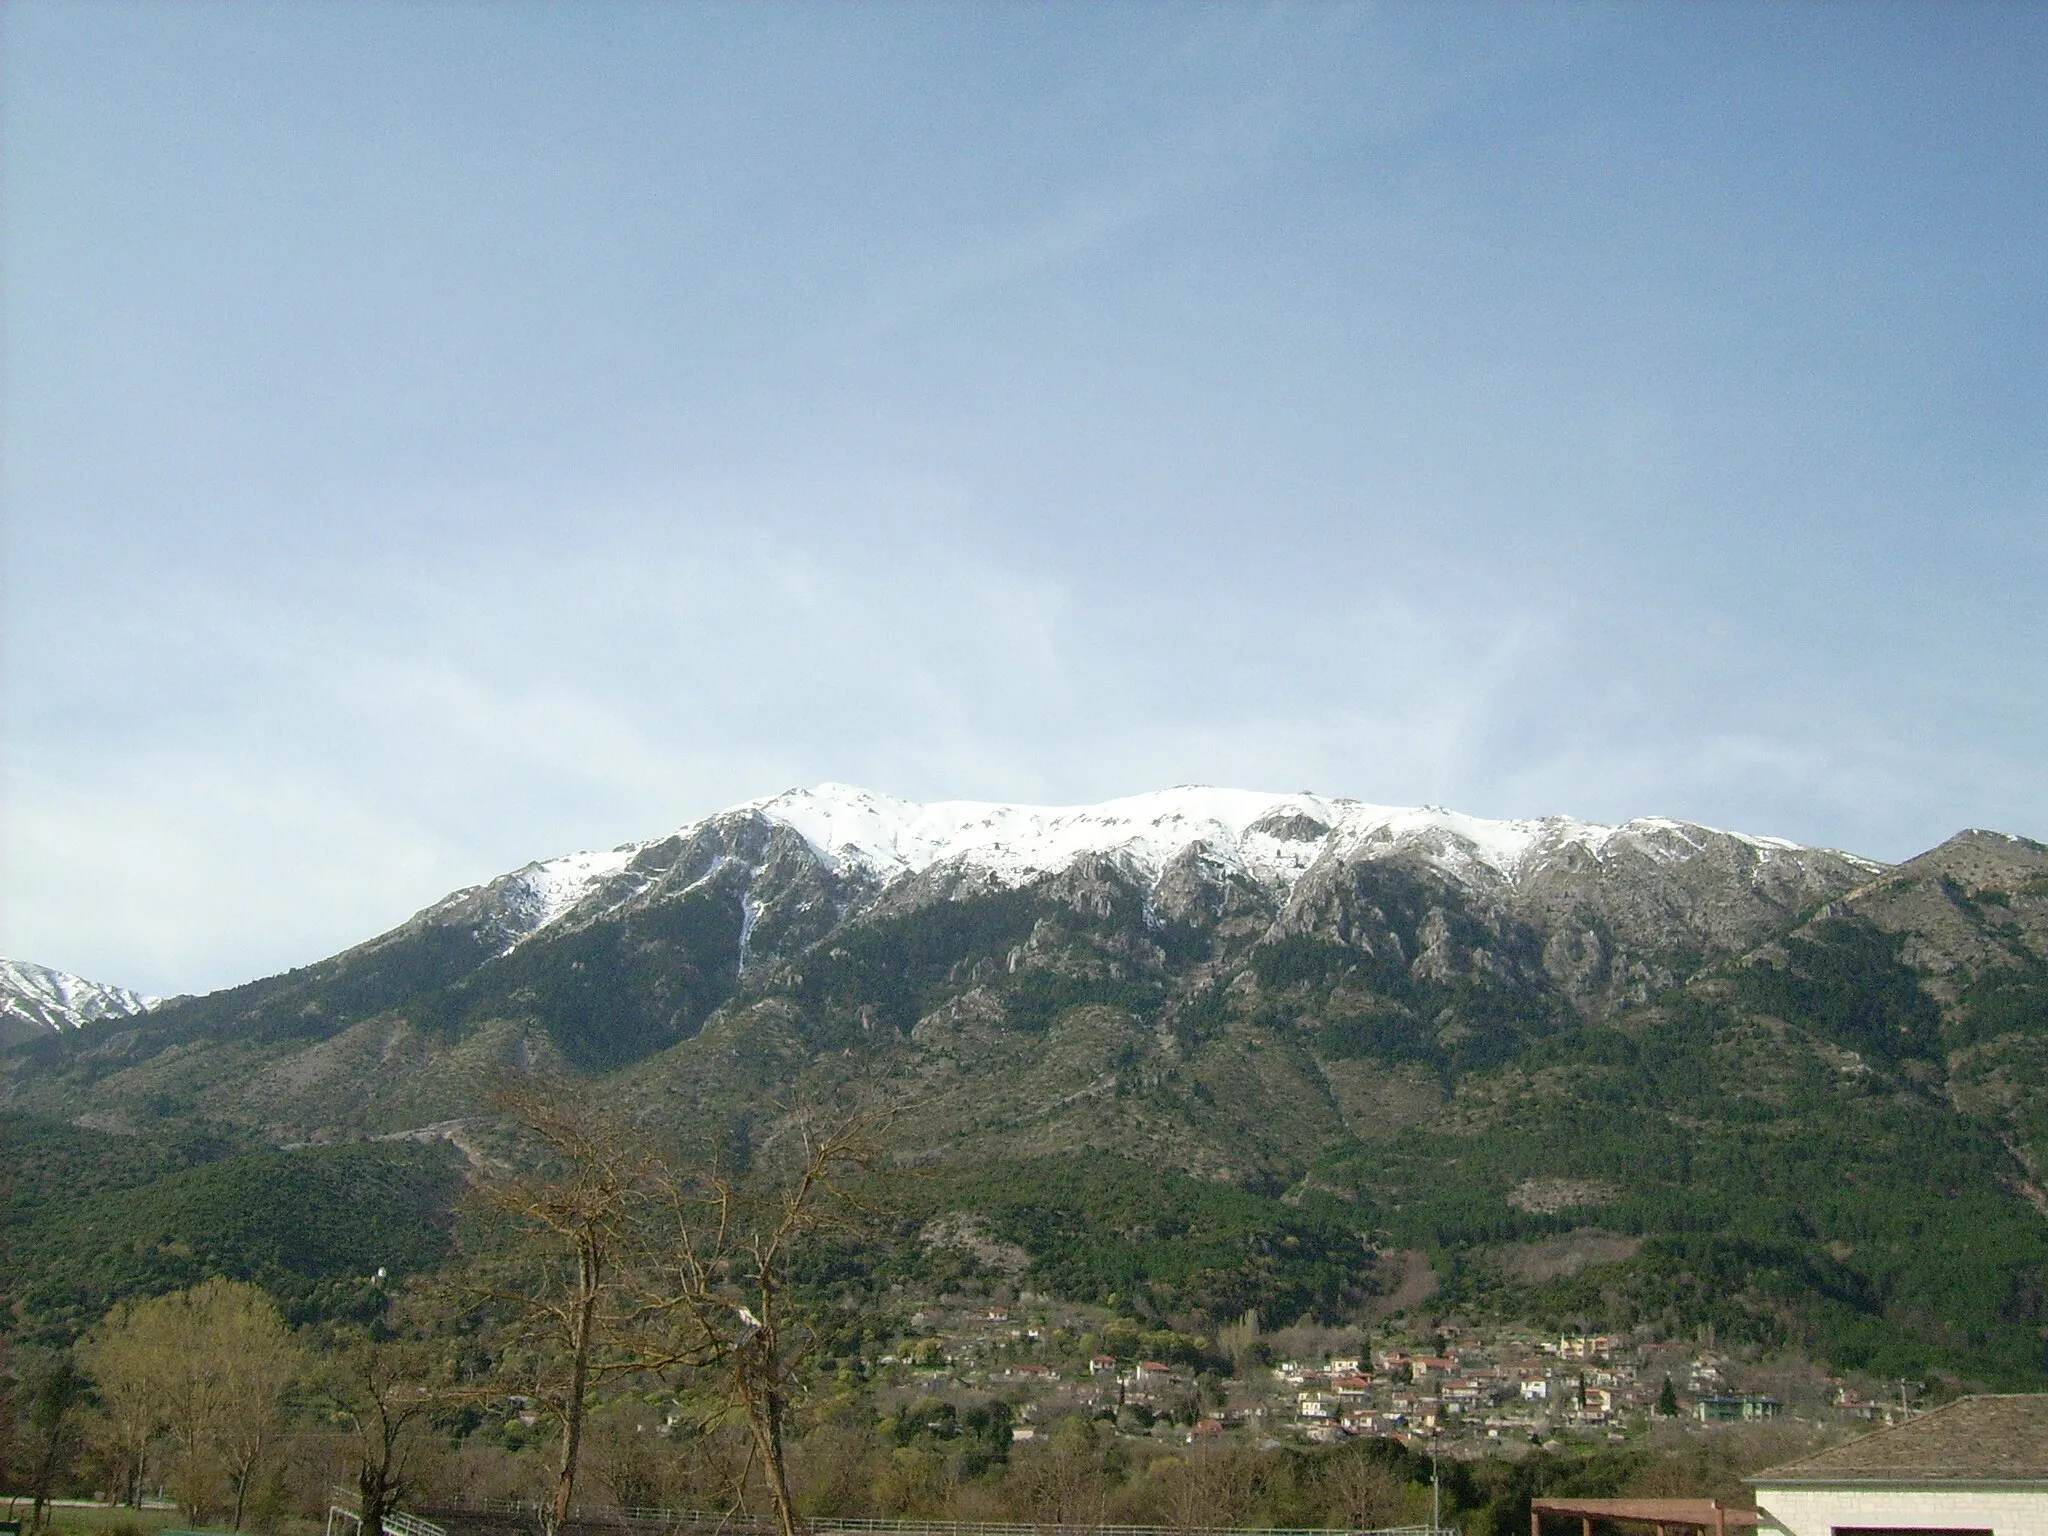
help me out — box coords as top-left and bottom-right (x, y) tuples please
(1298, 827), (2048, 1385)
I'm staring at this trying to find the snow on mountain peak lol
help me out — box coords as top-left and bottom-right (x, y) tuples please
(0, 957), (158, 1033)
(747, 782), (1334, 885)
(745, 782), (1632, 891)
(470, 784), (1857, 953)
(498, 847), (639, 935)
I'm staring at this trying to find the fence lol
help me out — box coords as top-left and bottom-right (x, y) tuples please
(328, 1488), (451, 1536)
(413, 1502), (1447, 1536)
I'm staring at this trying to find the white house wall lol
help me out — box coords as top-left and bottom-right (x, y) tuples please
(1756, 1485), (2048, 1536)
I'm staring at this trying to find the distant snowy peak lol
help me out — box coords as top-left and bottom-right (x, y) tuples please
(0, 958), (158, 1033)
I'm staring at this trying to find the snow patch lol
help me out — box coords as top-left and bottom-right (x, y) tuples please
(738, 894), (761, 969)
(493, 846), (639, 949)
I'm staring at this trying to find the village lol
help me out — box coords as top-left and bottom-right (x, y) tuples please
(860, 1292), (1920, 1457)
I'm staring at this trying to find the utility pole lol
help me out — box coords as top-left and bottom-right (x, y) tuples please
(1431, 1435), (1441, 1533)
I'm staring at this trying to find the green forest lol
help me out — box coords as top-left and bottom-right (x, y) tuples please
(0, 1095), (1845, 1536)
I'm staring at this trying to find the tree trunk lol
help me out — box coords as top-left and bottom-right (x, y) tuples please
(733, 1330), (799, 1536)
(359, 1459), (391, 1536)
(29, 1433), (62, 1535)
(549, 1243), (603, 1536)
(759, 1385), (798, 1536)
(27, 1364), (81, 1536)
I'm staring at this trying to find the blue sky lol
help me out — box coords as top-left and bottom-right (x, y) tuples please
(6, 2), (2044, 996)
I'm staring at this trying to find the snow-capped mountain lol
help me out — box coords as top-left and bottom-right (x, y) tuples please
(9, 788), (2045, 1399)
(0, 957), (157, 1035)
(0, 780), (1893, 1145)
(448, 782), (1878, 956)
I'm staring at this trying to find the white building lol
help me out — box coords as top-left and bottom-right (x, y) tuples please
(1751, 1394), (2048, 1536)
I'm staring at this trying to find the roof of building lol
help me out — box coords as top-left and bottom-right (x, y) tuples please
(1532, 1500), (1758, 1528)
(1753, 1394), (2048, 1484)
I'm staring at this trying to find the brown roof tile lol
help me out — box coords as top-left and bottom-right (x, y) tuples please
(1753, 1395), (2048, 1483)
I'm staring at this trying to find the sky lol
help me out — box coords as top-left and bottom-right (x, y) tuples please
(5, 2), (2045, 998)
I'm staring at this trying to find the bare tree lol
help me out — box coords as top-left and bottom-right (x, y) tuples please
(318, 1328), (445, 1536)
(0, 1335), (17, 1505)
(20, 1355), (86, 1533)
(467, 1079), (889, 1536)
(1002, 1415), (1112, 1529)
(1156, 1445), (1256, 1535)
(1315, 1445), (1408, 1531)
(472, 1080), (663, 1536)
(638, 1105), (883, 1536)
(584, 1402), (688, 1513)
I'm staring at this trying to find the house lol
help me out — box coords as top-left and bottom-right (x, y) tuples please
(1297, 1392), (1334, 1420)
(1751, 1394), (2048, 1535)
(1556, 1334), (1620, 1361)
(1697, 1395), (1780, 1424)
(1830, 1388), (1910, 1424)
(1090, 1354), (1118, 1376)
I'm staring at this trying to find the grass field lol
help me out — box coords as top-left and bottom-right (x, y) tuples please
(0, 1505), (184, 1536)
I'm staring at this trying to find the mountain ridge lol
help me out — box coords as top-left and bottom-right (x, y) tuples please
(0, 780), (1892, 1136)
(429, 782), (1884, 962)
(6, 787), (2048, 1387)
